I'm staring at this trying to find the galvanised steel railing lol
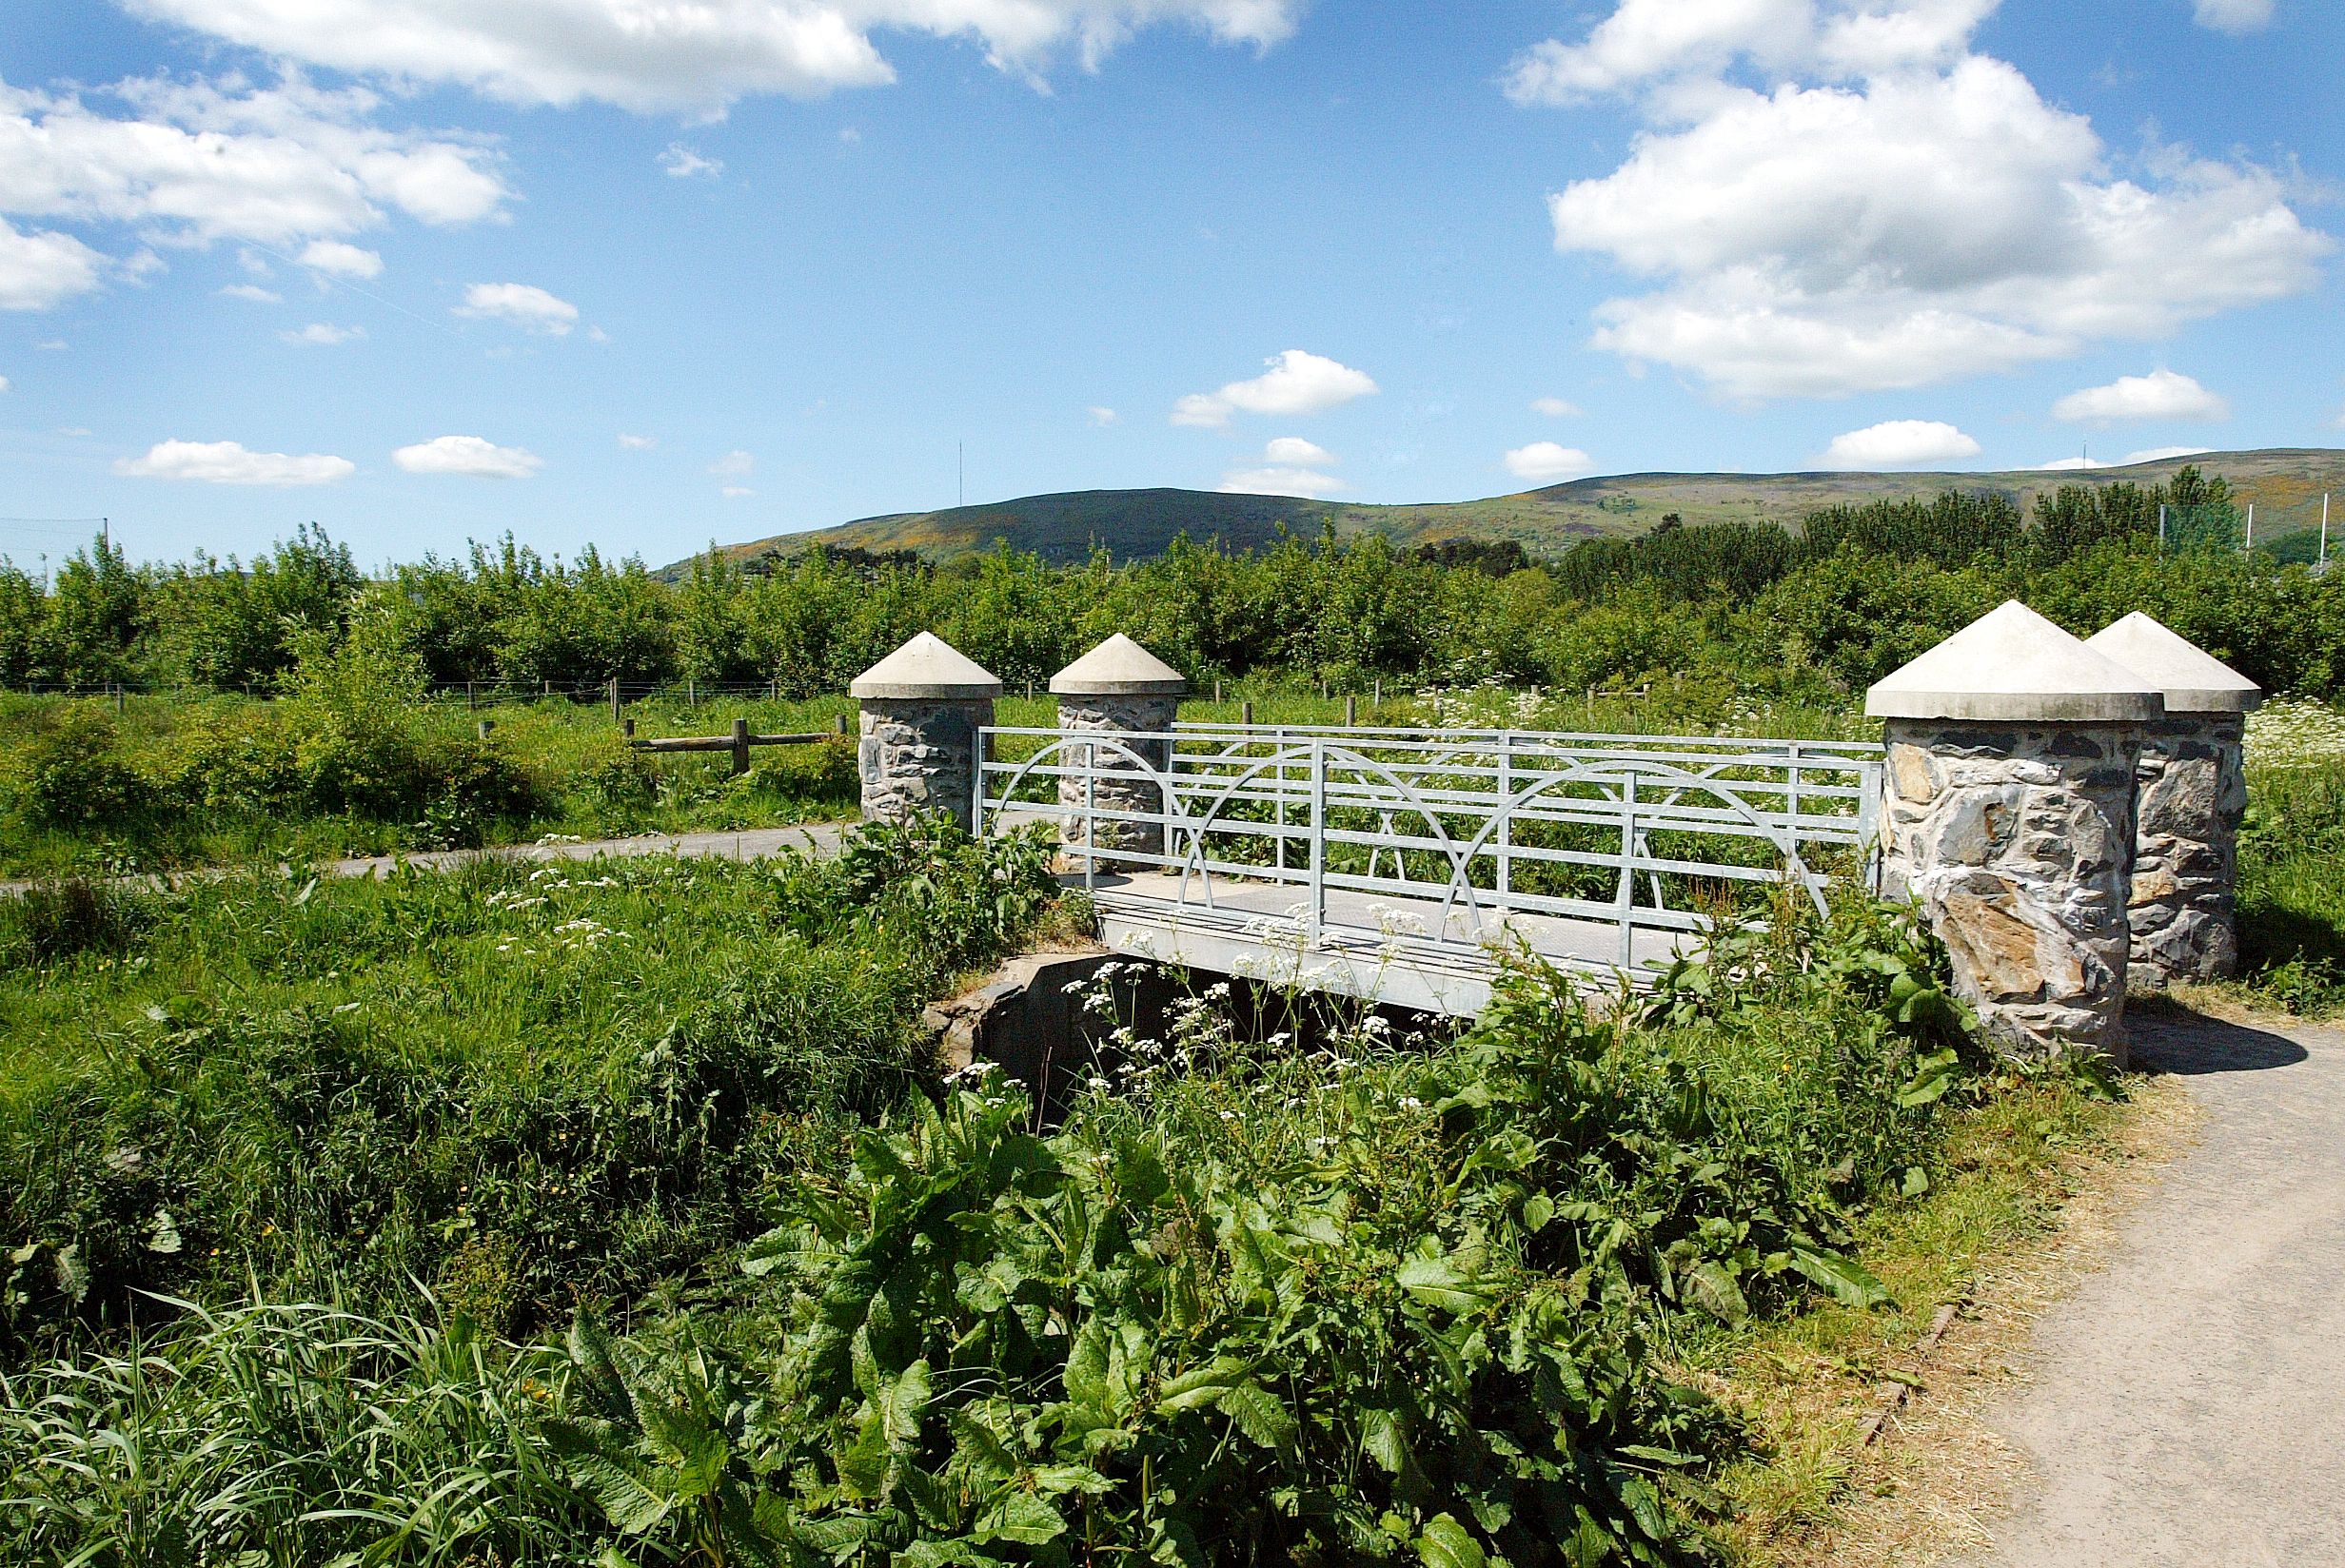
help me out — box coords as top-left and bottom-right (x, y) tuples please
(979, 723), (1883, 980)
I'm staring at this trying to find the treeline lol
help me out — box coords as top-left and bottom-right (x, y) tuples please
(6, 467), (2340, 701)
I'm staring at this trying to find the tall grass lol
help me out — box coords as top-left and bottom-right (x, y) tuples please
(0, 820), (1061, 1350)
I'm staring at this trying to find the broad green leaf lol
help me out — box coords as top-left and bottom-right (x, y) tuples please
(1685, 1261), (1749, 1325)
(974, 1489), (1069, 1546)
(1417, 1513), (1489, 1568)
(1215, 1381), (1298, 1452)
(1788, 1245), (1892, 1308)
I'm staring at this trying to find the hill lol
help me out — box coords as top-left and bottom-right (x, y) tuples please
(682, 448), (2345, 570)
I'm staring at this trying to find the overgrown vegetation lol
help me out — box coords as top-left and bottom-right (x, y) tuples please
(0, 819), (1061, 1353)
(0, 876), (2093, 1566)
(2225, 698), (2345, 1017)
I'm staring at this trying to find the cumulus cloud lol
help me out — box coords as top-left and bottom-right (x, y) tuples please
(1503, 441), (1596, 484)
(709, 449), (756, 478)
(1087, 405), (1117, 426)
(1217, 466), (1345, 499)
(281, 322), (364, 344)
(660, 144), (721, 179)
(2193, 0), (2274, 33)
(117, 438), (354, 485)
(1172, 349), (1377, 427)
(219, 283), (282, 303)
(1262, 435), (1335, 466)
(0, 376), (10, 392)
(120, 0), (1305, 114)
(1512, 2), (2327, 400)
(1530, 397), (1582, 417)
(0, 220), (106, 309)
(618, 432), (656, 449)
(721, 485), (756, 499)
(299, 239), (384, 278)
(0, 74), (509, 272)
(393, 434), (542, 478)
(455, 282), (580, 335)
(1820, 419), (1980, 468)
(2052, 369), (2229, 423)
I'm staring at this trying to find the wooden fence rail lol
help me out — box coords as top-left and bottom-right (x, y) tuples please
(625, 716), (849, 774)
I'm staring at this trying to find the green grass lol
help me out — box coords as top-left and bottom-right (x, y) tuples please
(2219, 699), (2345, 1017)
(0, 819), (1061, 1349)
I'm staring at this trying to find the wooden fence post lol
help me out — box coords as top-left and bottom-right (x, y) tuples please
(835, 713), (851, 736)
(466, 679), (477, 712)
(609, 676), (621, 724)
(1345, 694), (1357, 726)
(687, 677), (697, 708)
(1241, 699), (1254, 728)
(731, 717), (751, 776)
(477, 718), (494, 740)
(621, 717), (636, 738)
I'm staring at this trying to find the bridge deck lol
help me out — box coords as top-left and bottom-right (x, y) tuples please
(1081, 871), (1698, 1017)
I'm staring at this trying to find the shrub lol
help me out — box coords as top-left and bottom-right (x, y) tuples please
(14, 709), (152, 831)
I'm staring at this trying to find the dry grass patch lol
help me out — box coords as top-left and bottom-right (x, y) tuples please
(1693, 1065), (2197, 1568)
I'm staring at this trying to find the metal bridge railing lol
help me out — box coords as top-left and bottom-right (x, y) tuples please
(979, 723), (1884, 980)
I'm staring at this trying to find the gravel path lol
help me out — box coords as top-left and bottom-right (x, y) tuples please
(1962, 1008), (2345, 1566)
(0, 822), (854, 896)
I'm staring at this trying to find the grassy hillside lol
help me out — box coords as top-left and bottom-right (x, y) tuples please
(688, 448), (2345, 568)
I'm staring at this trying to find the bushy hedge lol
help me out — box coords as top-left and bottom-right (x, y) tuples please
(3, 468), (2341, 702)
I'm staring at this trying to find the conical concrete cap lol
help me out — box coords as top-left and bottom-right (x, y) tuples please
(2085, 612), (2263, 715)
(1865, 600), (2161, 722)
(851, 632), (1002, 699)
(1050, 634), (1187, 696)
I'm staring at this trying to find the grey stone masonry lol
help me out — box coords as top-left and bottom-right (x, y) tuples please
(1054, 692), (1179, 858)
(1867, 601), (2163, 1065)
(2084, 613), (2262, 990)
(1050, 634), (1187, 863)
(858, 696), (995, 831)
(2124, 714), (2246, 989)
(852, 633), (1003, 833)
(1881, 719), (2143, 1064)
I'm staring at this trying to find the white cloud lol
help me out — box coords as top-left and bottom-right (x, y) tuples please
(2052, 369), (2229, 423)
(1517, 4), (2327, 400)
(455, 282), (579, 335)
(0, 376), (9, 392)
(1087, 405), (1117, 426)
(721, 485), (756, 499)
(34, 339), (63, 350)
(121, 1), (1305, 114)
(1820, 419), (1980, 468)
(1262, 435), (1334, 466)
(1172, 349), (1377, 427)
(1530, 397), (1582, 417)
(0, 220), (107, 309)
(281, 322), (364, 344)
(710, 449), (756, 478)
(1217, 466), (1345, 499)
(392, 434), (542, 478)
(618, 432), (656, 449)
(0, 74), (509, 265)
(117, 438), (354, 485)
(660, 144), (721, 179)
(219, 283), (282, 303)
(1503, 441), (1596, 484)
(2193, 0), (2274, 33)
(299, 239), (383, 278)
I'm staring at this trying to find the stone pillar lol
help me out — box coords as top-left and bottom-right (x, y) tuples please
(1867, 601), (2163, 1064)
(851, 633), (1003, 833)
(2085, 613), (2262, 989)
(1050, 634), (1186, 863)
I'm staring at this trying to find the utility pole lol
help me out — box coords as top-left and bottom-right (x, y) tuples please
(2246, 502), (2255, 554)
(957, 441), (964, 509)
(2158, 504), (2167, 553)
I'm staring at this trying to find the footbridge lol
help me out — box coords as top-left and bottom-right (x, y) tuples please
(979, 722), (1883, 1017)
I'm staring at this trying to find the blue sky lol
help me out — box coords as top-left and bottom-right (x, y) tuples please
(0, 0), (2338, 569)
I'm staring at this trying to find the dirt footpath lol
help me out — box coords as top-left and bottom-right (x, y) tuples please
(1961, 1009), (2345, 1566)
